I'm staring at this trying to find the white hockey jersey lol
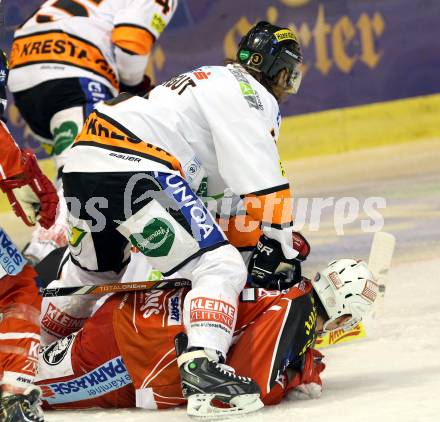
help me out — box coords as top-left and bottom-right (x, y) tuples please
(8, 0), (177, 94)
(64, 64), (297, 258)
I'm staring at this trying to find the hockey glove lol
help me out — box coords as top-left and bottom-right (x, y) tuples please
(287, 348), (325, 400)
(0, 149), (58, 229)
(263, 262), (303, 290)
(292, 231), (310, 261)
(248, 232), (310, 288)
(120, 75), (154, 97)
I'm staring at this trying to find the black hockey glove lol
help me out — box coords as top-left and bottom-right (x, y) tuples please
(262, 261), (302, 290)
(248, 232), (309, 289)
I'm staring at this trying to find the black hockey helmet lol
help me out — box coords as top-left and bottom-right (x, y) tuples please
(237, 21), (303, 94)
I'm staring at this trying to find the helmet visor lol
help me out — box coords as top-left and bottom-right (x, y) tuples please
(286, 67), (302, 94)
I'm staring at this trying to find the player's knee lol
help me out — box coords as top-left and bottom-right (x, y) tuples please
(223, 244), (248, 291)
(199, 244), (247, 294)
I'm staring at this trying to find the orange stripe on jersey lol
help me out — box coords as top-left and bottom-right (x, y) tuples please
(244, 185), (293, 226)
(218, 215), (261, 250)
(9, 30), (118, 89)
(75, 110), (183, 173)
(112, 24), (155, 55)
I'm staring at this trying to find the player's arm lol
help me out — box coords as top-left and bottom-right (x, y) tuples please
(112, 0), (178, 94)
(284, 347), (325, 400)
(211, 116), (309, 286)
(0, 49), (58, 229)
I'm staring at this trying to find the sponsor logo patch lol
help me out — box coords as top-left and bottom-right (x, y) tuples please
(151, 13), (166, 34)
(42, 333), (76, 366)
(193, 70), (211, 80)
(22, 340), (39, 375)
(274, 29), (297, 42)
(53, 121), (78, 155)
(68, 226), (86, 248)
(161, 174), (224, 246)
(328, 271), (343, 289)
(41, 303), (87, 338)
(40, 357), (131, 404)
(239, 50), (251, 61)
(361, 279), (379, 302)
(190, 298), (236, 331)
(0, 228), (25, 278)
(229, 66), (264, 110)
(316, 323), (366, 348)
(130, 217), (175, 257)
(139, 290), (164, 319)
(167, 290), (182, 326)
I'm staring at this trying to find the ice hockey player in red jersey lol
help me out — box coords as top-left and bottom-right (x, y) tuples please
(39, 21), (305, 416)
(0, 49), (58, 422)
(35, 258), (378, 418)
(7, 0), (178, 264)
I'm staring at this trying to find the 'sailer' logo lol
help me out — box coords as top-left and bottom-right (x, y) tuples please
(190, 298), (236, 330)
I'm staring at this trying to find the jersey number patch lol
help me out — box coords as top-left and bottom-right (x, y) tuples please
(36, 0), (104, 22)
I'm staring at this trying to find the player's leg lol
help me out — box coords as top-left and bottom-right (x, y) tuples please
(14, 78), (113, 265)
(0, 230), (44, 421)
(40, 171), (131, 345)
(111, 171), (262, 416)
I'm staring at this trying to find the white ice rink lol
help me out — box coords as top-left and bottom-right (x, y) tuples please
(3, 140), (439, 422)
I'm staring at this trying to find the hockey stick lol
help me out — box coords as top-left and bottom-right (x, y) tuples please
(368, 231), (396, 316)
(42, 278), (192, 297)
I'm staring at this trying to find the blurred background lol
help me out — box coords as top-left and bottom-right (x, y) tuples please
(2, 0), (440, 158)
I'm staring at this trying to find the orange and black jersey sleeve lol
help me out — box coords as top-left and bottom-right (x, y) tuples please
(243, 183), (293, 228)
(112, 0), (178, 55)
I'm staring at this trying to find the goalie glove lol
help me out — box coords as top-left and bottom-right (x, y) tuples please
(287, 348), (325, 400)
(0, 149), (58, 229)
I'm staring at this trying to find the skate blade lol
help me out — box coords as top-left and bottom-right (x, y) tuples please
(187, 393), (263, 419)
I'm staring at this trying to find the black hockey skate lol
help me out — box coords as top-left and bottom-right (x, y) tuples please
(175, 333), (263, 418)
(0, 386), (44, 422)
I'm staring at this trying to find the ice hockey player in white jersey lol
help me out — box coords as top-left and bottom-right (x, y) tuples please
(42, 21), (305, 417)
(7, 0), (178, 264)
